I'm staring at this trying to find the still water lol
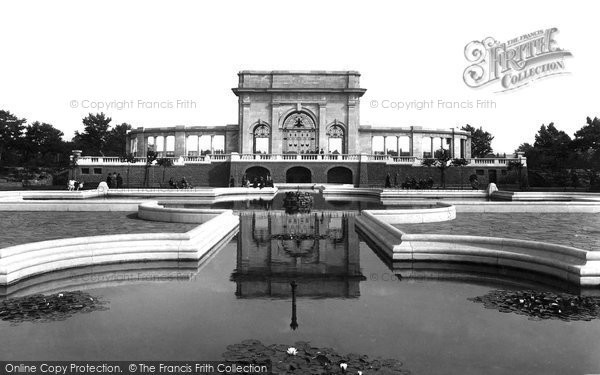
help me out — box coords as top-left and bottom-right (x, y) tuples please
(1, 210), (599, 374)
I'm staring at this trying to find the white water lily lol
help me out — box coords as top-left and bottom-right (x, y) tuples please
(358, 371), (363, 375)
(287, 347), (298, 356)
(58, 293), (64, 298)
(340, 363), (348, 371)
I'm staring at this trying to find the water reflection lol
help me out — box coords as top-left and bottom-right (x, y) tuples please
(231, 211), (366, 299)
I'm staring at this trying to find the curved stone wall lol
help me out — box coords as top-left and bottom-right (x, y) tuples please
(356, 210), (600, 287)
(0, 210), (239, 286)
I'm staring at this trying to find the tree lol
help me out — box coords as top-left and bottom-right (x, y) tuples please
(73, 113), (112, 155)
(156, 157), (174, 185)
(461, 124), (494, 158)
(0, 110), (26, 164)
(532, 123), (572, 169)
(121, 153), (137, 188)
(422, 148), (453, 188)
(143, 150), (158, 187)
(23, 122), (64, 163)
(507, 160), (526, 190)
(573, 117), (600, 152)
(105, 123), (131, 156)
(451, 157), (469, 189)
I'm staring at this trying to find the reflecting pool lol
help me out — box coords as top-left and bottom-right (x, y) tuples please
(1, 194), (599, 374)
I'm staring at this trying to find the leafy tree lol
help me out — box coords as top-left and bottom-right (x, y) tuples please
(507, 160), (526, 189)
(461, 124), (494, 157)
(156, 157), (174, 185)
(422, 149), (453, 188)
(73, 113), (112, 155)
(105, 123), (131, 156)
(23, 122), (64, 162)
(120, 152), (137, 188)
(451, 157), (469, 189)
(0, 110), (27, 164)
(532, 123), (572, 169)
(143, 150), (158, 187)
(573, 117), (600, 152)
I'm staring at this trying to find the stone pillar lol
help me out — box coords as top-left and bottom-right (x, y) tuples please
(175, 126), (186, 157)
(411, 131), (422, 158)
(136, 133), (145, 156)
(347, 95), (359, 154)
(271, 103), (282, 154)
(241, 97), (252, 154)
(318, 103), (327, 153)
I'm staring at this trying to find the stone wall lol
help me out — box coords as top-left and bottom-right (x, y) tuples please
(76, 162), (231, 188)
(76, 162), (512, 188)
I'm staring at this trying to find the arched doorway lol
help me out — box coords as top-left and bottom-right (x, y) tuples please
(286, 167), (311, 183)
(283, 111), (317, 154)
(245, 166), (270, 182)
(327, 167), (353, 184)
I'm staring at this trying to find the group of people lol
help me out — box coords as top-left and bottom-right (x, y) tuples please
(106, 172), (123, 188)
(168, 176), (193, 189)
(67, 180), (84, 191)
(237, 174), (274, 189)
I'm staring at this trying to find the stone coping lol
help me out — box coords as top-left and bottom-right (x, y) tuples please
(0, 210), (239, 286)
(492, 191), (600, 202)
(364, 204), (456, 224)
(356, 210), (600, 287)
(138, 201), (230, 223)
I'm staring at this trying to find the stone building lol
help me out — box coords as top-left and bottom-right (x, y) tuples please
(126, 71), (471, 159)
(77, 70), (523, 187)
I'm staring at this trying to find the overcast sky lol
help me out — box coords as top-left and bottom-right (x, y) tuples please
(2, 0), (598, 154)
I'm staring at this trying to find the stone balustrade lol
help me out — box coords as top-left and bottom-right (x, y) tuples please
(76, 153), (525, 166)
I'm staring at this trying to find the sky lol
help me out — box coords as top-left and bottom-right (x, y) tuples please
(1, 0), (598, 154)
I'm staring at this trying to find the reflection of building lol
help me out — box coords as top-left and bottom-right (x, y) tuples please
(126, 71), (471, 158)
(231, 211), (365, 299)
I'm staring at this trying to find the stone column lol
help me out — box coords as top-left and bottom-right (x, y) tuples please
(174, 126), (186, 157)
(318, 102), (327, 153)
(271, 102), (282, 154)
(347, 95), (359, 154)
(241, 98), (252, 154)
(136, 133), (145, 156)
(413, 135), (422, 158)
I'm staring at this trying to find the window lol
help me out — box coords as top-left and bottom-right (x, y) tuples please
(200, 135), (212, 155)
(155, 136), (165, 155)
(422, 137), (432, 158)
(187, 135), (198, 156)
(93, 168), (102, 174)
(399, 136), (410, 156)
(213, 135), (225, 154)
(327, 124), (344, 154)
(81, 168), (90, 174)
(385, 137), (397, 155)
(253, 125), (270, 154)
(372, 136), (384, 154)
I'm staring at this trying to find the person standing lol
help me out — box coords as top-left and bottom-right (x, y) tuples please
(106, 173), (112, 188)
(229, 175), (235, 187)
(116, 173), (123, 188)
(112, 172), (117, 188)
(385, 173), (391, 188)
